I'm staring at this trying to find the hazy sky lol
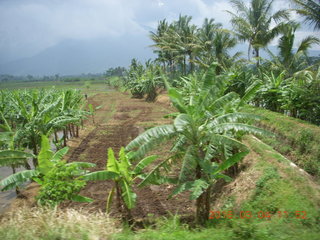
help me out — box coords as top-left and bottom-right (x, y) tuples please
(0, 0), (319, 64)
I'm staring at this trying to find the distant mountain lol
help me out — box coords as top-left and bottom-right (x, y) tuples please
(0, 34), (155, 76)
(1, 35), (319, 76)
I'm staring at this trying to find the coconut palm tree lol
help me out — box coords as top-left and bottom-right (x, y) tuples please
(268, 22), (320, 76)
(291, 0), (320, 30)
(228, 0), (290, 67)
(197, 19), (241, 73)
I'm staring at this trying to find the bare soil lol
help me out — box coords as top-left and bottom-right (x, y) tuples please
(60, 91), (193, 220)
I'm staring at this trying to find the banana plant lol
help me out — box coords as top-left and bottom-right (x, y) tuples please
(0, 135), (95, 204)
(126, 65), (271, 225)
(0, 89), (88, 166)
(84, 147), (157, 221)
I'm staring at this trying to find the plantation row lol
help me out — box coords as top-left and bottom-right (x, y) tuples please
(0, 89), (89, 172)
(1, 67), (272, 227)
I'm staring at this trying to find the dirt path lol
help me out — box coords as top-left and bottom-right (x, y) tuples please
(63, 91), (192, 219)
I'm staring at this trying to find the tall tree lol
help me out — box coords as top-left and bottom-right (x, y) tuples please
(228, 0), (290, 67)
(268, 22), (320, 76)
(291, 0), (320, 30)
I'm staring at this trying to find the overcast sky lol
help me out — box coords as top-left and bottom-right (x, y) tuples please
(0, 0), (319, 65)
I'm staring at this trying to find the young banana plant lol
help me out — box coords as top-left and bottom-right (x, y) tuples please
(83, 147), (157, 221)
(0, 135), (95, 204)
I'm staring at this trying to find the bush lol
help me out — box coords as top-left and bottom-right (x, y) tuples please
(36, 161), (86, 207)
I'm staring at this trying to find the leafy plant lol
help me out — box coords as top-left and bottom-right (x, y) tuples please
(84, 147), (157, 222)
(126, 66), (270, 225)
(36, 160), (90, 207)
(0, 135), (95, 205)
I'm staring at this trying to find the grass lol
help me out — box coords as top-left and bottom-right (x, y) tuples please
(112, 136), (320, 240)
(245, 106), (320, 178)
(0, 206), (120, 240)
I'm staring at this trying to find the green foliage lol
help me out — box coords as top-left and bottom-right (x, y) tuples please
(36, 160), (89, 207)
(0, 135), (95, 206)
(0, 88), (88, 166)
(125, 59), (164, 101)
(246, 106), (320, 177)
(0, 150), (34, 167)
(84, 147), (157, 218)
(126, 66), (268, 224)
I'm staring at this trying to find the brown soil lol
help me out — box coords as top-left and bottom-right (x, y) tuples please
(60, 91), (193, 220)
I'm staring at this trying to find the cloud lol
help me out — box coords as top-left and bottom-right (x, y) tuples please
(0, 0), (146, 62)
(0, 0), (318, 64)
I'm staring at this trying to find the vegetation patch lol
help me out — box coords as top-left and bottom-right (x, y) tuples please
(246, 107), (320, 178)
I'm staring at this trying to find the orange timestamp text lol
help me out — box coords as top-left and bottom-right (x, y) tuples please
(209, 210), (307, 220)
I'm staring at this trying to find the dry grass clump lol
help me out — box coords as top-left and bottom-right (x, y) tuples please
(0, 206), (120, 240)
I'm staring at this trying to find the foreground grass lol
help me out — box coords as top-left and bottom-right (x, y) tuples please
(0, 207), (120, 240)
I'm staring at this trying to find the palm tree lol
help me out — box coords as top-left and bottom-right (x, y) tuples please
(291, 0), (320, 30)
(228, 0), (290, 67)
(197, 18), (222, 67)
(197, 19), (241, 73)
(212, 29), (241, 74)
(150, 15), (199, 75)
(268, 22), (320, 76)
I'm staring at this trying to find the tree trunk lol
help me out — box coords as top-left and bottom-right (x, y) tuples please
(54, 131), (58, 143)
(255, 47), (260, 68)
(32, 136), (38, 167)
(63, 129), (67, 147)
(12, 166), (20, 195)
(189, 53), (194, 74)
(195, 165), (211, 225)
(68, 124), (73, 138)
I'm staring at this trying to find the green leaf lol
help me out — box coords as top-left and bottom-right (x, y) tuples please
(216, 151), (249, 173)
(51, 147), (69, 162)
(174, 114), (193, 132)
(83, 170), (119, 181)
(88, 104), (94, 113)
(138, 156), (173, 187)
(107, 148), (119, 173)
(0, 132), (14, 143)
(38, 135), (54, 175)
(212, 123), (274, 137)
(168, 88), (187, 113)
(126, 125), (176, 159)
(0, 170), (38, 191)
(133, 155), (157, 175)
(178, 146), (197, 183)
(66, 162), (96, 169)
(202, 63), (217, 88)
(190, 179), (210, 200)
(239, 81), (262, 106)
(106, 187), (115, 213)
(211, 112), (266, 125)
(120, 180), (136, 209)
(70, 195), (93, 203)
(208, 92), (239, 112)
(170, 181), (194, 198)
(0, 150), (34, 167)
(118, 147), (131, 180)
